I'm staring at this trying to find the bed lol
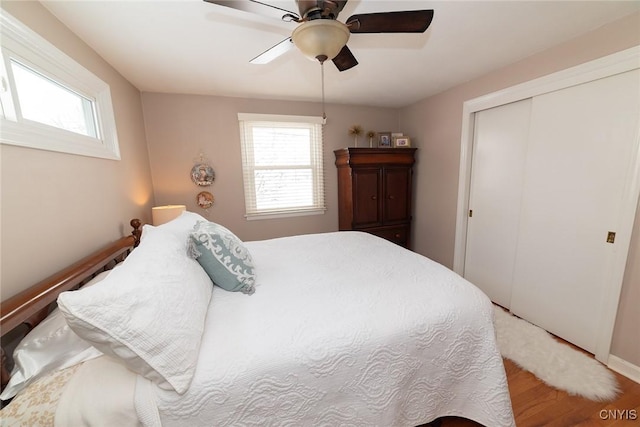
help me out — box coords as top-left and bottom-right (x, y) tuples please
(0, 212), (514, 427)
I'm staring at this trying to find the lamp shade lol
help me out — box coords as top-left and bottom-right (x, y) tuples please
(152, 205), (186, 226)
(292, 20), (350, 62)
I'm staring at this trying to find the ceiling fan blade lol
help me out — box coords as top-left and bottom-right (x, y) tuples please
(204, 0), (300, 21)
(332, 45), (358, 72)
(346, 10), (434, 33)
(250, 37), (295, 64)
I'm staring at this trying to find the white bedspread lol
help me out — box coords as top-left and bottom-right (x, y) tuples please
(136, 231), (515, 426)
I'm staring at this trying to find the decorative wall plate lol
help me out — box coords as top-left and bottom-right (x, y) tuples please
(196, 191), (214, 209)
(191, 163), (215, 186)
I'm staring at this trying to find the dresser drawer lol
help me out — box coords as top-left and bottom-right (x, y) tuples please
(367, 226), (409, 248)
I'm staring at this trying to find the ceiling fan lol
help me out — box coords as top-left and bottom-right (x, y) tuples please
(204, 0), (434, 71)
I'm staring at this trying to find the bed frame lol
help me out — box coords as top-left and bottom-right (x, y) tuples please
(0, 219), (142, 392)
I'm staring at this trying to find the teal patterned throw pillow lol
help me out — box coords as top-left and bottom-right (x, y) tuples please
(188, 221), (256, 295)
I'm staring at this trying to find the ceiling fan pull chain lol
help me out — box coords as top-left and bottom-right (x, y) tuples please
(321, 60), (326, 121)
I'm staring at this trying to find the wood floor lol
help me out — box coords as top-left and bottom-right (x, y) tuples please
(439, 358), (640, 427)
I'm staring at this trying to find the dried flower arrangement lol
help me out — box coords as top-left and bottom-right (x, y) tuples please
(348, 125), (363, 147)
(366, 131), (376, 147)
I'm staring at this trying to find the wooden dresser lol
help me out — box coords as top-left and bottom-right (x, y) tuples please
(334, 147), (417, 248)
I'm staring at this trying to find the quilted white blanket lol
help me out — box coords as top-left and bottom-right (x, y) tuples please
(136, 231), (515, 426)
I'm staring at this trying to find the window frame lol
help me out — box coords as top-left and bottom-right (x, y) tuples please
(0, 10), (120, 160)
(238, 113), (326, 220)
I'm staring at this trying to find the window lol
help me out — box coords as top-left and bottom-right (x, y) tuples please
(0, 10), (120, 159)
(238, 113), (326, 220)
(11, 60), (98, 138)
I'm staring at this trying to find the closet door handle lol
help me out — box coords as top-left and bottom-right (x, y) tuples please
(388, 195), (395, 200)
(371, 195), (377, 200)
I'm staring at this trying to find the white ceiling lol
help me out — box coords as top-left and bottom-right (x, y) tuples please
(41, 0), (640, 108)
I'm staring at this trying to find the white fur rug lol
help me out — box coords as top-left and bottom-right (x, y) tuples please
(493, 306), (619, 401)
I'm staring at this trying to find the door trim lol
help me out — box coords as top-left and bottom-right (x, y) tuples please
(453, 45), (640, 362)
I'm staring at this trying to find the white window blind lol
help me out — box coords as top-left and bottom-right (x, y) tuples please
(238, 113), (326, 220)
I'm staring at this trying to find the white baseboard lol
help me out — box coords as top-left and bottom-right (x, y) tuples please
(608, 355), (640, 384)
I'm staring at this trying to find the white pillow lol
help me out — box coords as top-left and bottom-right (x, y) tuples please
(139, 211), (205, 244)
(157, 210), (206, 237)
(57, 226), (213, 394)
(0, 271), (109, 401)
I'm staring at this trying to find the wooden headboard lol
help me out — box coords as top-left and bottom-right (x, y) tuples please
(0, 219), (142, 390)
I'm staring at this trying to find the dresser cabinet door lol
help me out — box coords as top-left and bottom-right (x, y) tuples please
(383, 167), (411, 224)
(352, 168), (381, 227)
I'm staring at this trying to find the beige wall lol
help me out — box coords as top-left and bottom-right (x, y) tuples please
(0, 1), (154, 299)
(399, 12), (640, 364)
(142, 92), (399, 241)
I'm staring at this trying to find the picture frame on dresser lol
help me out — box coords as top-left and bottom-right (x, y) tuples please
(393, 136), (411, 147)
(378, 132), (392, 148)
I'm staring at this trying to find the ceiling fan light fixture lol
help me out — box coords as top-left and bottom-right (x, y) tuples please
(291, 19), (350, 63)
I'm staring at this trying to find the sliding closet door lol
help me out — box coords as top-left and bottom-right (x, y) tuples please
(509, 69), (640, 353)
(464, 99), (531, 308)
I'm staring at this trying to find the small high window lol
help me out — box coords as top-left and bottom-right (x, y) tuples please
(0, 10), (120, 160)
(11, 60), (99, 138)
